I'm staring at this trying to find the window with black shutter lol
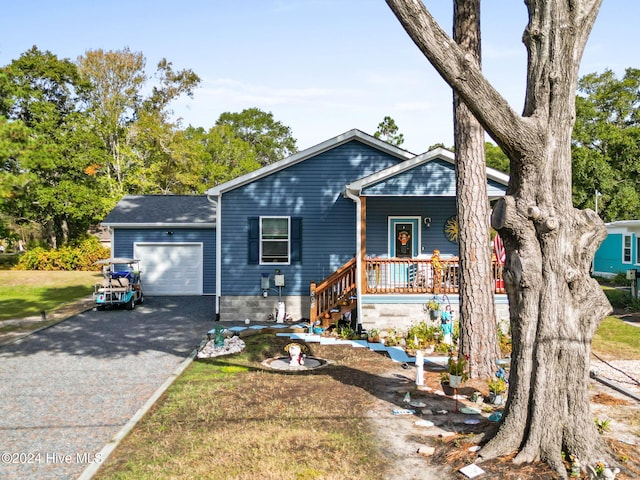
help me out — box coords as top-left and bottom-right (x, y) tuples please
(248, 216), (302, 265)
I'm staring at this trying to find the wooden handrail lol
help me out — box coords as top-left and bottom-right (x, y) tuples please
(309, 256), (506, 326)
(309, 257), (357, 326)
(363, 257), (506, 294)
(363, 257), (459, 294)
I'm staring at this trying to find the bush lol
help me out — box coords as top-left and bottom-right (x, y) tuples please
(602, 287), (632, 310)
(406, 321), (440, 349)
(0, 253), (20, 270)
(14, 236), (110, 271)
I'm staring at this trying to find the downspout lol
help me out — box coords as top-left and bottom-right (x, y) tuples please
(207, 194), (221, 321)
(107, 227), (114, 257)
(343, 186), (363, 331)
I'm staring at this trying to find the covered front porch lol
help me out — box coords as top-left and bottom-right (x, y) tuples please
(308, 149), (509, 328)
(309, 255), (507, 328)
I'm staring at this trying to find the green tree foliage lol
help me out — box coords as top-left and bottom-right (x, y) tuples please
(485, 141), (509, 173)
(572, 68), (640, 221)
(0, 46), (298, 248)
(0, 47), (107, 248)
(216, 108), (297, 165)
(373, 116), (405, 146)
(184, 124), (261, 188)
(77, 48), (201, 197)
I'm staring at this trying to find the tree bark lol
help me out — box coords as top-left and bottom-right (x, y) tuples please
(386, 0), (610, 476)
(453, 0), (500, 378)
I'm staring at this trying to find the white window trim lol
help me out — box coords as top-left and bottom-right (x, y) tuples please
(259, 216), (291, 265)
(622, 234), (632, 264)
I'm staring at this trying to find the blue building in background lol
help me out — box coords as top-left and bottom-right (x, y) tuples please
(593, 220), (640, 278)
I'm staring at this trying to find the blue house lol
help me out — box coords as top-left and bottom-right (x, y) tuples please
(102, 129), (509, 330)
(593, 220), (640, 278)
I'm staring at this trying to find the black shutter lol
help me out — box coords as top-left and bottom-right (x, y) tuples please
(248, 217), (259, 264)
(291, 217), (302, 263)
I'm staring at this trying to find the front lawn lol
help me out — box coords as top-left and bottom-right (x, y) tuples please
(593, 316), (640, 360)
(94, 335), (393, 480)
(0, 270), (100, 321)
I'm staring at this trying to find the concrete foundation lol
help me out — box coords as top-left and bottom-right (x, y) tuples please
(219, 295), (309, 322)
(359, 300), (510, 334)
(218, 294), (510, 334)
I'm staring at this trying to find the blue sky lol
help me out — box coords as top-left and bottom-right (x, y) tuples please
(1, 1), (637, 154)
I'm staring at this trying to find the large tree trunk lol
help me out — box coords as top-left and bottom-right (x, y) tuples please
(386, 0), (611, 476)
(453, 0), (500, 378)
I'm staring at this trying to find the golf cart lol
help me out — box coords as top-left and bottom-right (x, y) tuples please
(94, 258), (143, 310)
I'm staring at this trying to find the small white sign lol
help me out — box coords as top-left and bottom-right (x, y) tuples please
(459, 463), (485, 478)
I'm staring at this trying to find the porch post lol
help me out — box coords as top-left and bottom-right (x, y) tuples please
(360, 197), (367, 294)
(309, 281), (317, 327)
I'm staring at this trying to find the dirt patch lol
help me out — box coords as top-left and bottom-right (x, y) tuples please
(300, 342), (640, 479)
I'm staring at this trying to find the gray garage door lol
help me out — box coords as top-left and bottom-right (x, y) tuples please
(134, 242), (203, 295)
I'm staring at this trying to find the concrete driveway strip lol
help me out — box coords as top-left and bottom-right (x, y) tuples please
(0, 296), (215, 480)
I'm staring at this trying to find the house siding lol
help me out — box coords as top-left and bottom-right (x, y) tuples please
(112, 228), (216, 294)
(219, 140), (403, 298)
(362, 158), (457, 196)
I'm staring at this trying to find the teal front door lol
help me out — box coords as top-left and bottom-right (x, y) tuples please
(389, 217), (419, 258)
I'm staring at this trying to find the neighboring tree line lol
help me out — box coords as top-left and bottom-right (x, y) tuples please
(0, 46), (636, 250)
(0, 47), (297, 249)
(485, 67), (640, 224)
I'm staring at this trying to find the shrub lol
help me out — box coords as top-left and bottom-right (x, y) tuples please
(406, 321), (439, 349)
(0, 253), (21, 270)
(14, 236), (110, 271)
(602, 287), (633, 310)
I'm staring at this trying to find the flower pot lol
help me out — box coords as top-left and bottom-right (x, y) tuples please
(449, 375), (463, 388)
(430, 309), (441, 320)
(441, 382), (455, 396)
(489, 393), (504, 405)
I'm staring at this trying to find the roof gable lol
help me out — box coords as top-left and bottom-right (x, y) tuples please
(102, 195), (216, 227)
(346, 147), (508, 198)
(205, 129), (415, 196)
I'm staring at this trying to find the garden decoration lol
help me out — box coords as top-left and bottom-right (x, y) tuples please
(431, 249), (443, 293)
(426, 295), (441, 320)
(284, 342), (307, 366)
(415, 350), (424, 386)
(487, 377), (508, 405)
(441, 304), (453, 345)
(212, 326), (226, 348)
(587, 462), (620, 480)
(447, 354), (469, 412)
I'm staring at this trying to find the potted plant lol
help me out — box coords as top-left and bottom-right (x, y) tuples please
(367, 328), (380, 343)
(487, 377), (507, 404)
(440, 372), (455, 396)
(447, 354), (469, 388)
(427, 297), (441, 320)
(587, 462), (620, 480)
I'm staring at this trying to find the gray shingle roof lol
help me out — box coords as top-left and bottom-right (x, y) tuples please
(101, 195), (216, 227)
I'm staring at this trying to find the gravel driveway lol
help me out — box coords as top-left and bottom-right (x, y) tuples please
(0, 296), (216, 480)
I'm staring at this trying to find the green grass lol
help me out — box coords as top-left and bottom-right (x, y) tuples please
(0, 270), (100, 321)
(94, 335), (391, 480)
(593, 316), (640, 360)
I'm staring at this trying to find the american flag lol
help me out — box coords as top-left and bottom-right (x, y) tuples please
(493, 233), (506, 265)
